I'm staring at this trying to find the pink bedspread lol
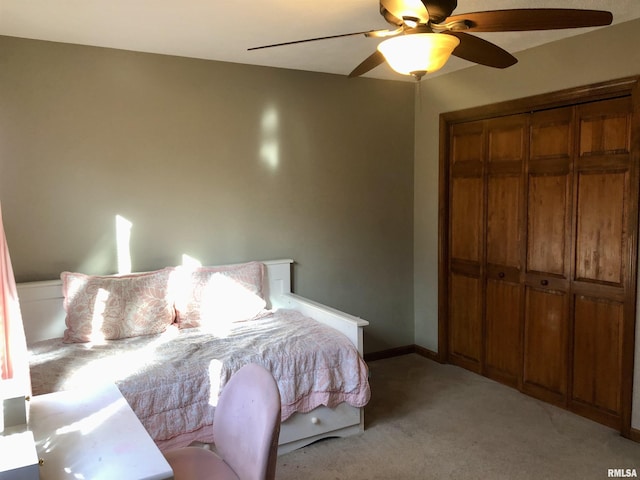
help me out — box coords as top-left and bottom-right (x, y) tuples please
(29, 309), (370, 451)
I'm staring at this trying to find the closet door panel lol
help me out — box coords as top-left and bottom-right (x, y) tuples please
(449, 272), (482, 371)
(531, 114), (572, 158)
(451, 177), (483, 263)
(488, 120), (526, 163)
(451, 122), (484, 165)
(574, 171), (626, 285)
(522, 108), (572, 403)
(527, 174), (569, 276)
(483, 116), (526, 383)
(523, 287), (568, 404)
(572, 295), (623, 418)
(569, 96), (634, 430)
(527, 106), (573, 279)
(448, 120), (485, 371)
(487, 176), (520, 268)
(579, 98), (631, 156)
(485, 278), (521, 385)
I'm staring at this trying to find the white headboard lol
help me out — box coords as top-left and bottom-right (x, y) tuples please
(17, 259), (294, 345)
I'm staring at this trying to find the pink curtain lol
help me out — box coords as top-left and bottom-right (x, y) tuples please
(0, 202), (29, 395)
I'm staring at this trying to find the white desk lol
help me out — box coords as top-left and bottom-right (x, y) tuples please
(29, 383), (173, 480)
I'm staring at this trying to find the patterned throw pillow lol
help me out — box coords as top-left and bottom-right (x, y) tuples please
(173, 261), (267, 328)
(61, 268), (175, 343)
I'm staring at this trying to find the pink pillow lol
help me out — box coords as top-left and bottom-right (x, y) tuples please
(62, 268), (175, 343)
(174, 261), (267, 328)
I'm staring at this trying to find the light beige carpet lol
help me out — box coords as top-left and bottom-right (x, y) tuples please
(276, 354), (640, 480)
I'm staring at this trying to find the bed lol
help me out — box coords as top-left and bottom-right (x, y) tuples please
(18, 259), (370, 454)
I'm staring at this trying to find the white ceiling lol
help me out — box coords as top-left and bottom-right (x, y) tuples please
(2, 0), (640, 82)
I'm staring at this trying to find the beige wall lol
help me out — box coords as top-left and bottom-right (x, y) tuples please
(414, 19), (640, 429)
(0, 35), (416, 354)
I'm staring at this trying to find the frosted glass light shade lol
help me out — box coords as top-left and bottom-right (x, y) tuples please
(378, 33), (460, 76)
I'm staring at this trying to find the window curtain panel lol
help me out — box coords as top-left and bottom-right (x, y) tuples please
(0, 202), (30, 398)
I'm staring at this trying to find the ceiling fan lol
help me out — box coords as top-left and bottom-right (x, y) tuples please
(248, 0), (613, 80)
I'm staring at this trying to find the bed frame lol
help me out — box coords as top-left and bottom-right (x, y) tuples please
(17, 259), (369, 454)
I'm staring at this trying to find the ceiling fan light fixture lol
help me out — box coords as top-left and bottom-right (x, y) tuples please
(377, 33), (460, 77)
(402, 16), (420, 28)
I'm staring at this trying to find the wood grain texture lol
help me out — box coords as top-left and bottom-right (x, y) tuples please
(575, 171), (626, 284)
(485, 279), (521, 386)
(527, 174), (569, 275)
(523, 287), (569, 400)
(449, 273), (482, 369)
(572, 296), (623, 416)
(451, 177), (483, 263)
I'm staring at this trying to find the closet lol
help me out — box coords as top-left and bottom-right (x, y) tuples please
(440, 78), (639, 437)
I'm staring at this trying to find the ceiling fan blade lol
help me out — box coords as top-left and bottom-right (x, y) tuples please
(445, 31), (517, 69)
(348, 51), (386, 78)
(380, 0), (430, 23)
(443, 9), (612, 32)
(248, 29), (387, 51)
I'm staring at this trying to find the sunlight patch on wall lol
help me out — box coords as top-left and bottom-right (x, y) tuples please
(181, 254), (202, 269)
(115, 215), (132, 274)
(260, 105), (280, 171)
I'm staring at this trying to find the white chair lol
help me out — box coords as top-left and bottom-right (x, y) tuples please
(164, 363), (282, 480)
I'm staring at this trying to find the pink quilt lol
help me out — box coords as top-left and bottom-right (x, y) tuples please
(29, 309), (370, 451)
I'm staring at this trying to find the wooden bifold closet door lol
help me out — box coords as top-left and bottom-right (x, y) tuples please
(442, 82), (639, 436)
(522, 106), (573, 407)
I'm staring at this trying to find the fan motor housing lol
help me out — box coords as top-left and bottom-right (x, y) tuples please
(379, 0), (457, 25)
(424, 0), (458, 23)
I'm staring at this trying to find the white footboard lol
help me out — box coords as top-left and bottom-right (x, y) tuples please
(270, 292), (369, 454)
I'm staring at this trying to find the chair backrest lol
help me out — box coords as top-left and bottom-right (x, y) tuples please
(213, 363), (282, 480)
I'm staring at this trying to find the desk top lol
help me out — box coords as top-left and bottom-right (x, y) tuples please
(29, 383), (173, 480)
